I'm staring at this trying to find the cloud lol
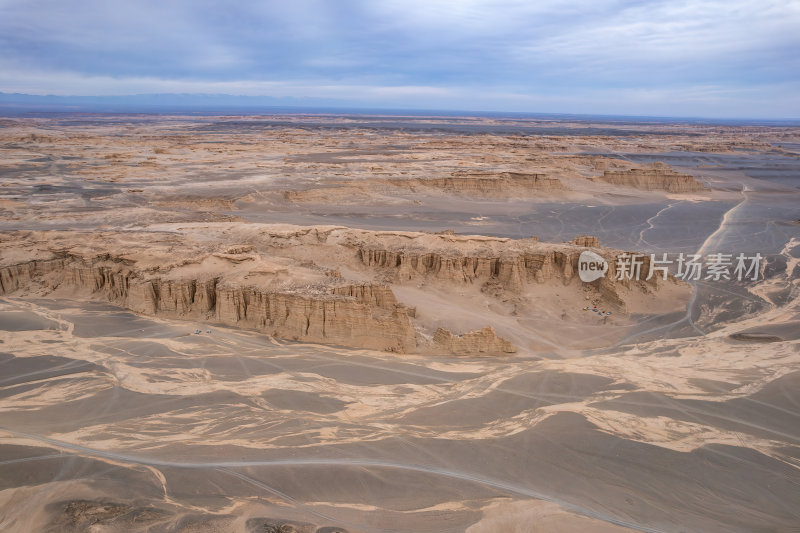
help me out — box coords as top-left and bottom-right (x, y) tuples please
(0, 0), (798, 117)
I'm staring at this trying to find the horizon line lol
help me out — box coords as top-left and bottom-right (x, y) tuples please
(1, 91), (799, 124)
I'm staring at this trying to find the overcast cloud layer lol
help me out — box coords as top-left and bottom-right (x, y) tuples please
(1, 0), (798, 117)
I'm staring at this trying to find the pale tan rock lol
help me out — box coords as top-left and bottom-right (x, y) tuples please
(433, 326), (516, 355)
(284, 172), (566, 204)
(388, 171), (567, 196)
(330, 284), (398, 308)
(0, 256), (415, 353)
(594, 165), (705, 193)
(0, 224), (682, 354)
(572, 235), (599, 247)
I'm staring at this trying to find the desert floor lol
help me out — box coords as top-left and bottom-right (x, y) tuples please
(0, 114), (798, 532)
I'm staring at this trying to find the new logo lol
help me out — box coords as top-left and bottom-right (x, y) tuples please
(578, 250), (608, 282)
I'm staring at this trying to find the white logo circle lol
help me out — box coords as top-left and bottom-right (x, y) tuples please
(578, 250), (608, 282)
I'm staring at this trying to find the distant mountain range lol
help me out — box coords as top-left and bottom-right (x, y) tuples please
(1, 92), (797, 125)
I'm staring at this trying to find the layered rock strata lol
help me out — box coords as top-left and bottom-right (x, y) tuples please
(593, 164), (705, 193)
(388, 172), (566, 196)
(0, 255), (415, 352)
(283, 172), (566, 203)
(0, 225), (680, 354)
(433, 326), (516, 355)
(572, 235), (600, 247)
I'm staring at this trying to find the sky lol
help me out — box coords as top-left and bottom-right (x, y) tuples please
(1, 0), (798, 118)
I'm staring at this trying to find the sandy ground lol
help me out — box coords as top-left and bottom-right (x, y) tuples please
(0, 114), (799, 532)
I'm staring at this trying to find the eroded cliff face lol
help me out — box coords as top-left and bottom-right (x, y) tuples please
(215, 286), (415, 352)
(356, 244), (657, 306)
(0, 256), (415, 353)
(572, 235), (599, 247)
(358, 247), (574, 289)
(433, 326), (516, 355)
(282, 171), (566, 204)
(594, 165), (705, 193)
(387, 172), (566, 196)
(0, 225), (686, 355)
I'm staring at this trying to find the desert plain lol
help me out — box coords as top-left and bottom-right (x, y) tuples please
(0, 113), (798, 532)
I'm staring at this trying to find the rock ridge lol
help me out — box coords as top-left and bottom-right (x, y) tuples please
(433, 326), (517, 355)
(0, 225), (685, 354)
(593, 165), (705, 193)
(0, 256), (415, 353)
